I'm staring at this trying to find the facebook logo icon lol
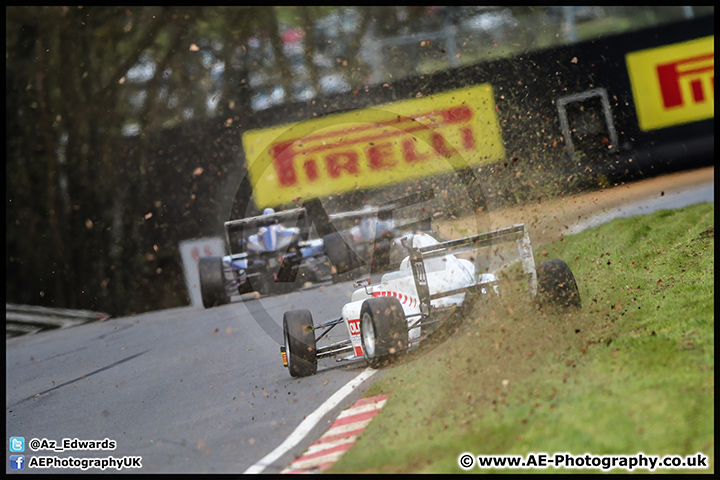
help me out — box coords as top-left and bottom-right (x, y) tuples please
(10, 455), (25, 470)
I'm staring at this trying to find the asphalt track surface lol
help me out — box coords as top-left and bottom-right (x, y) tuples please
(5, 167), (713, 474)
(6, 279), (375, 474)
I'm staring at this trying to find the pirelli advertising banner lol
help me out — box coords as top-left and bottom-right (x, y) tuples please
(626, 35), (714, 132)
(242, 84), (506, 208)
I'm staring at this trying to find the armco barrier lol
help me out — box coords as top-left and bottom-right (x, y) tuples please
(6, 304), (110, 338)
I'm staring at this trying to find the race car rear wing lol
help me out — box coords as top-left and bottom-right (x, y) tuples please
(403, 224), (538, 315)
(223, 208), (311, 254)
(224, 208), (308, 232)
(327, 189), (435, 223)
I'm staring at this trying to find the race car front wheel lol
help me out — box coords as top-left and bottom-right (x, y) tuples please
(360, 297), (408, 368)
(283, 309), (317, 377)
(535, 258), (582, 312)
(199, 256), (230, 309)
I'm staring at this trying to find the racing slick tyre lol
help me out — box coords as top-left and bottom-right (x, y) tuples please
(275, 261), (300, 294)
(360, 297), (408, 369)
(283, 309), (317, 377)
(535, 258), (582, 312)
(371, 235), (394, 273)
(323, 232), (360, 275)
(199, 256), (230, 309)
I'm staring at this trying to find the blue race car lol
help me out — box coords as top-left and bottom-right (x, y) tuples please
(198, 208), (333, 308)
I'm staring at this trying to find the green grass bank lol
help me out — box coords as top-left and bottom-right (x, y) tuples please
(330, 201), (714, 474)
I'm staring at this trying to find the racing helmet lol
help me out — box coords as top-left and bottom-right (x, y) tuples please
(359, 205), (376, 240)
(263, 207), (275, 216)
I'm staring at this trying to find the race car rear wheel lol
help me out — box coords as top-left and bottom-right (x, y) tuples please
(360, 297), (408, 368)
(535, 258), (582, 312)
(275, 260), (301, 294)
(323, 232), (360, 274)
(371, 235), (395, 273)
(199, 256), (230, 309)
(283, 309), (317, 377)
(255, 270), (276, 296)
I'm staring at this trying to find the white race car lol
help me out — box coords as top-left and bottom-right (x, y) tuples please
(321, 189), (435, 274)
(280, 224), (581, 377)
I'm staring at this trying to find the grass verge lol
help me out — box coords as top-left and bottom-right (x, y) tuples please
(328, 202), (714, 474)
